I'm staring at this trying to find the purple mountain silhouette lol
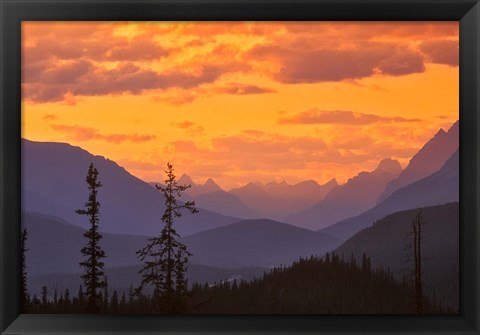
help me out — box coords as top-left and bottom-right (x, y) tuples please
(183, 219), (342, 268)
(321, 149), (459, 241)
(229, 178), (338, 220)
(22, 139), (239, 237)
(193, 191), (261, 219)
(179, 175), (224, 197)
(377, 120), (458, 203)
(286, 158), (402, 230)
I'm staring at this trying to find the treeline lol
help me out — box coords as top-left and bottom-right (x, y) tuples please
(188, 253), (445, 314)
(27, 283), (177, 314)
(26, 253), (445, 314)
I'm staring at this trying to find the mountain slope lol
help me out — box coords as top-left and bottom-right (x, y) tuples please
(22, 139), (239, 236)
(377, 121), (458, 203)
(23, 212), (147, 275)
(334, 202), (459, 311)
(193, 191), (260, 219)
(321, 149), (459, 241)
(229, 179), (338, 220)
(23, 212), (338, 276)
(286, 158), (402, 230)
(183, 219), (342, 268)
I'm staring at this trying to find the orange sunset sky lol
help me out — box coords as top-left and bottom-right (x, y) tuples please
(21, 22), (459, 189)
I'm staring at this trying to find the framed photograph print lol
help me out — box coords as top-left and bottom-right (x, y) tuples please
(1, 0), (479, 334)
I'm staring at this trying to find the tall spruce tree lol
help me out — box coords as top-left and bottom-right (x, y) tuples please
(411, 211), (425, 314)
(20, 228), (30, 312)
(76, 163), (107, 313)
(136, 162), (198, 313)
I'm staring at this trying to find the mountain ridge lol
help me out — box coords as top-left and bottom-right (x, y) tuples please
(321, 149), (459, 241)
(22, 139), (239, 237)
(377, 121), (458, 203)
(285, 158), (402, 230)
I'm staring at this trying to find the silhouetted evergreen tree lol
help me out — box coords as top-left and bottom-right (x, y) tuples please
(411, 211), (426, 314)
(103, 276), (109, 313)
(64, 289), (71, 312)
(120, 292), (127, 312)
(128, 284), (135, 313)
(41, 286), (48, 307)
(76, 163), (107, 313)
(77, 285), (85, 307)
(20, 228), (30, 313)
(136, 162), (198, 313)
(110, 290), (119, 313)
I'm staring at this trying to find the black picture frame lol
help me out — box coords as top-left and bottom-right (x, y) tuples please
(1, 0), (479, 334)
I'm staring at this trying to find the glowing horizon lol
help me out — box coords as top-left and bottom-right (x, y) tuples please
(22, 22), (459, 189)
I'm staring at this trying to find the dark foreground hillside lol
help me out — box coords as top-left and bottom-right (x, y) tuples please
(27, 255), (446, 314)
(335, 202), (459, 311)
(188, 255), (445, 314)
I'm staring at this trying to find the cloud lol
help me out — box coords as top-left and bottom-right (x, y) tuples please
(22, 22), (458, 104)
(153, 90), (198, 106)
(23, 22), (246, 104)
(212, 83), (276, 95)
(23, 62), (227, 103)
(171, 121), (204, 134)
(42, 114), (56, 121)
(23, 23), (168, 64)
(278, 109), (421, 125)
(419, 39), (459, 67)
(249, 43), (425, 83)
(173, 121), (196, 129)
(50, 124), (156, 144)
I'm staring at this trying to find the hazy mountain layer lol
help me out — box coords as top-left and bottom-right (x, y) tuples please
(23, 212), (148, 275)
(22, 139), (239, 237)
(23, 212), (340, 275)
(321, 149), (458, 240)
(229, 178), (338, 220)
(193, 191), (261, 219)
(377, 121), (458, 203)
(286, 158), (402, 230)
(183, 219), (342, 268)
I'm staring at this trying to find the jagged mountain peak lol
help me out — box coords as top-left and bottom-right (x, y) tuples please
(376, 120), (459, 204)
(375, 158), (402, 175)
(178, 174), (195, 186)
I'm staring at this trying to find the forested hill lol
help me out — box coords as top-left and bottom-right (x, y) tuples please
(27, 254), (446, 314)
(188, 255), (445, 314)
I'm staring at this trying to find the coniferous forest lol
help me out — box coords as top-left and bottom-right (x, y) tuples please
(24, 255), (446, 314)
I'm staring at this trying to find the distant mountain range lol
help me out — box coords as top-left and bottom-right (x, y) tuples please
(285, 158), (402, 230)
(321, 149), (459, 241)
(376, 121), (458, 204)
(22, 139), (240, 237)
(335, 202), (459, 311)
(228, 178), (338, 220)
(192, 191), (261, 219)
(179, 175), (224, 197)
